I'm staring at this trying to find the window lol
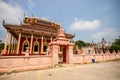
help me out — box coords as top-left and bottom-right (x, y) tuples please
(33, 41), (39, 54)
(34, 44), (38, 52)
(43, 42), (48, 52)
(22, 40), (29, 52)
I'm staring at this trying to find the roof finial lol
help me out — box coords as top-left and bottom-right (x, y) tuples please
(20, 20), (22, 24)
(58, 23), (61, 25)
(92, 40), (94, 44)
(24, 13), (28, 17)
(102, 37), (104, 40)
(3, 19), (5, 25)
(32, 14), (35, 18)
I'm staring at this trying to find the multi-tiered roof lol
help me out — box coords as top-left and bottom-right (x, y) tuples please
(3, 16), (74, 39)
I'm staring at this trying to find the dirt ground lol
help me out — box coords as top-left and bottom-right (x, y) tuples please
(0, 60), (120, 80)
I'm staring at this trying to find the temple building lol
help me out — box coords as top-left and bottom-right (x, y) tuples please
(2, 16), (74, 56)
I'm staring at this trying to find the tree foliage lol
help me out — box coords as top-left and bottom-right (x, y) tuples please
(0, 40), (4, 53)
(110, 36), (120, 52)
(74, 40), (87, 49)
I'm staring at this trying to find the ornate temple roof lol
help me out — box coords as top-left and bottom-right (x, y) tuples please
(100, 38), (107, 44)
(3, 16), (74, 39)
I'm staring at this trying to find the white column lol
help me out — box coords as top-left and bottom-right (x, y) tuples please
(8, 34), (12, 54)
(11, 36), (15, 53)
(41, 35), (43, 53)
(30, 34), (33, 54)
(51, 36), (53, 42)
(14, 38), (17, 53)
(16, 33), (21, 54)
(3, 31), (9, 54)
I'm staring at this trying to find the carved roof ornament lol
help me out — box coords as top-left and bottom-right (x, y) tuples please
(3, 19), (5, 25)
(101, 37), (107, 44)
(32, 14), (36, 18)
(24, 13), (28, 17)
(20, 21), (22, 24)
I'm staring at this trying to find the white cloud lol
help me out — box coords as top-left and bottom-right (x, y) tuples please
(69, 18), (100, 31)
(28, 0), (35, 9)
(92, 28), (120, 42)
(0, 1), (24, 42)
(0, 1), (24, 24)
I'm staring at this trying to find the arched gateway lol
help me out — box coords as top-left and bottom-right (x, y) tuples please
(49, 28), (74, 65)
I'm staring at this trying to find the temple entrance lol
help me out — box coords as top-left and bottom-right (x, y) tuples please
(49, 28), (74, 65)
(58, 45), (66, 64)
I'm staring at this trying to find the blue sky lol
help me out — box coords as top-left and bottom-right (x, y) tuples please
(0, 0), (120, 43)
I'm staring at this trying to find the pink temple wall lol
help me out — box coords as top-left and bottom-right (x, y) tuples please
(73, 54), (120, 64)
(0, 53), (120, 73)
(0, 55), (52, 72)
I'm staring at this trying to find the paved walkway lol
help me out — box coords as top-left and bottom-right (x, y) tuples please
(0, 60), (120, 80)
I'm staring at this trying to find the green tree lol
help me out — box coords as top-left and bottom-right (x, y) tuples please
(74, 40), (87, 49)
(0, 40), (2, 42)
(0, 40), (4, 53)
(110, 36), (120, 53)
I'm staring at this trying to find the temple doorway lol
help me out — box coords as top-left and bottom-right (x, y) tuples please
(58, 45), (66, 64)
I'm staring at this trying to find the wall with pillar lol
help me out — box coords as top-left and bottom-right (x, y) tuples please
(73, 53), (120, 64)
